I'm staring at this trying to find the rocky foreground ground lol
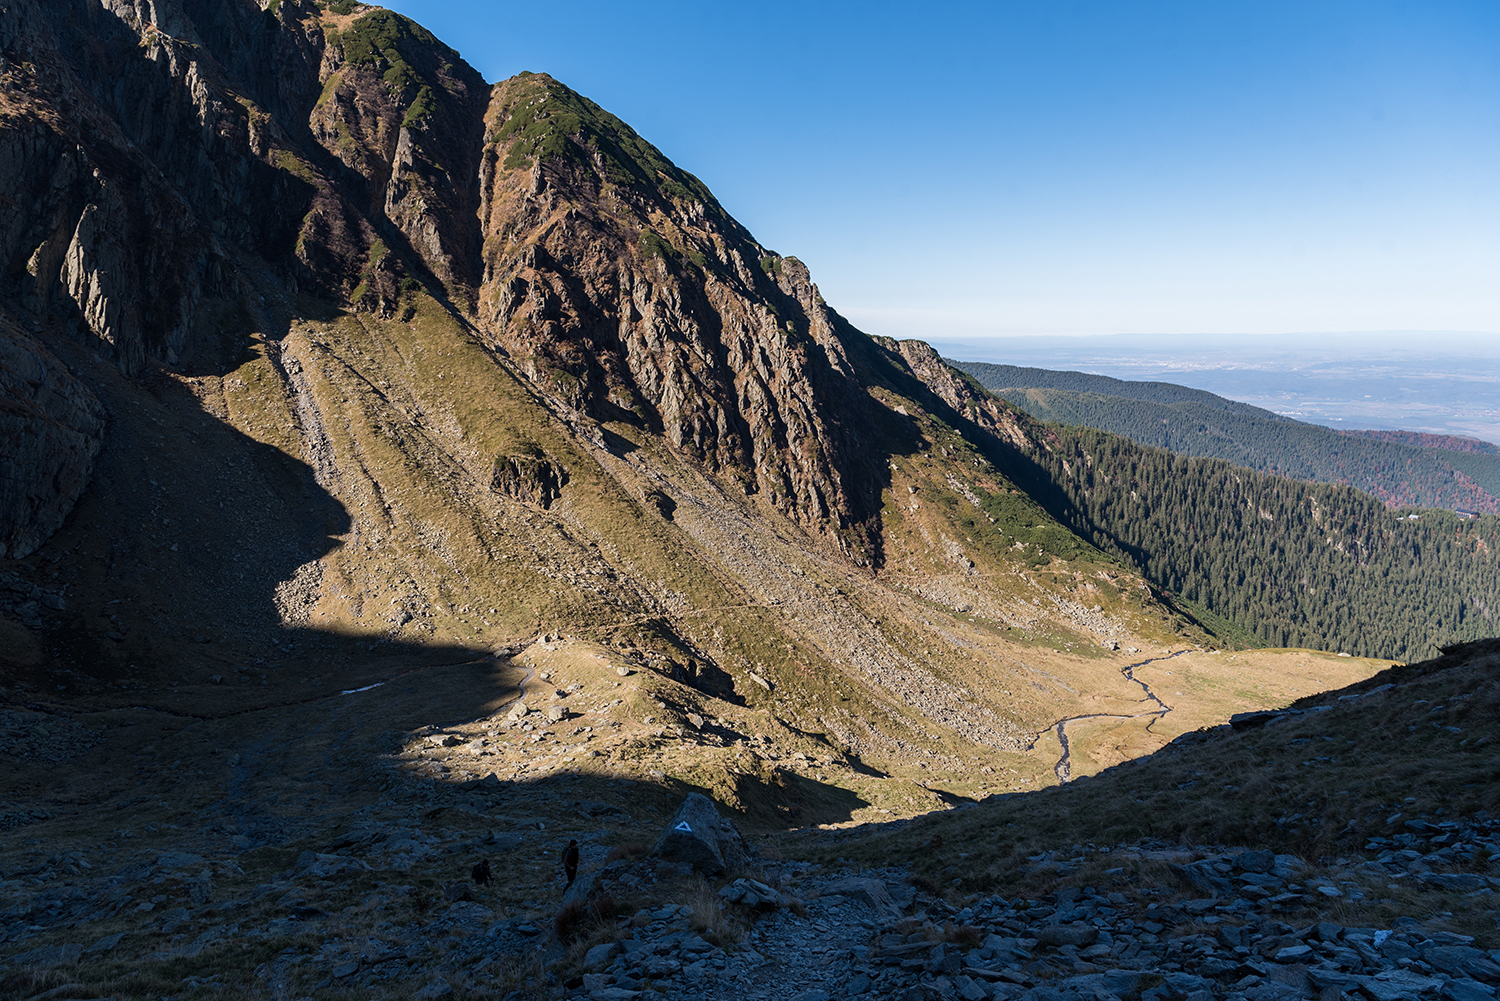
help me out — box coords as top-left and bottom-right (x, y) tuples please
(3, 778), (1498, 1001)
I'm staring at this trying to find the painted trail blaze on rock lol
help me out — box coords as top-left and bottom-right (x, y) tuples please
(652, 792), (727, 873)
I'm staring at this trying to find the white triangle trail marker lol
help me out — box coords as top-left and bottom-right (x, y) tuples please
(675, 822), (692, 832)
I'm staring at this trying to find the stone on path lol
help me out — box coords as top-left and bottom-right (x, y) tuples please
(584, 941), (621, 971)
(718, 876), (790, 909)
(1035, 922), (1098, 947)
(651, 792), (736, 874)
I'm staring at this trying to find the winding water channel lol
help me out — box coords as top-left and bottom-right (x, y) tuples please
(1026, 649), (1190, 783)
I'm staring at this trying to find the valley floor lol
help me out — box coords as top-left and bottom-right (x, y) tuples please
(1, 640), (1497, 1000)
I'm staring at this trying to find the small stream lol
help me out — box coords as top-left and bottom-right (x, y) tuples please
(1027, 649), (1190, 782)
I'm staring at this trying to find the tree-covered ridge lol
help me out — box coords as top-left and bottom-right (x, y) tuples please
(958, 362), (1290, 417)
(1341, 429), (1500, 455)
(957, 365), (1500, 515)
(1026, 426), (1500, 661)
(1441, 451), (1500, 502)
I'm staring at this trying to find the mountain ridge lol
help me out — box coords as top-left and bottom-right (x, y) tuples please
(3, 0), (1215, 791)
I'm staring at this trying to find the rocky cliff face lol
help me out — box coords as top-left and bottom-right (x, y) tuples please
(0, 0), (888, 560)
(0, 323), (102, 559)
(473, 73), (884, 556)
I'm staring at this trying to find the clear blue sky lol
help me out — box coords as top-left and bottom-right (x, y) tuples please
(379, 1), (1500, 342)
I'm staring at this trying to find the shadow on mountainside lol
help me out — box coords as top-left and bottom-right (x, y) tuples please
(0, 303), (506, 727)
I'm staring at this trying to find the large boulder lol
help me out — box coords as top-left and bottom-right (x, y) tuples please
(651, 793), (744, 874)
(823, 876), (902, 921)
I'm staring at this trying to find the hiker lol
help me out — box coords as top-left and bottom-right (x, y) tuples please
(563, 838), (580, 889)
(471, 858), (491, 886)
(685, 658), (698, 685)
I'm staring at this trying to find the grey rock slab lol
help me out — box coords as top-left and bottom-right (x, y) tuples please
(1102, 970), (1162, 996)
(680, 934), (713, 954)
(978, 936), (1033, 965)
(718, 877), (790, 909)
(958, 978), (989, 1001)
(1443, 981), (1498, 1001)
(1425, 945), (1500, 982)
(85, 932), (123, 953)
(584, 941), (622, 971)
(1172, 860), (1235, 896)
(1164, 972), (1215, 994)
(8, 941), (83, 966)
(1034, 922), (1098, 947)
(1242, 984), (1303, 1001)
(1422, 872), (1495, 892)
(415, 976), (453, 998)
(1315, 921), (1345, 943)
(823, 876), (900, 919)
(1359, 970), (1448, 1000)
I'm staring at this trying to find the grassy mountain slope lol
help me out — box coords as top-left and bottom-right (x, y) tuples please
(0, 0), (1485, 807)
(958, 362), (1500, 515)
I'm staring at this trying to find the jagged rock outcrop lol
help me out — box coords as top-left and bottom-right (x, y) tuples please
(473, 73), (886, 555)
(491, 450), (568, 510)
(893, 339), (1038, 454)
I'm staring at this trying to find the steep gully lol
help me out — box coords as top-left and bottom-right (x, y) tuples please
(1026, 650), (1189, 783)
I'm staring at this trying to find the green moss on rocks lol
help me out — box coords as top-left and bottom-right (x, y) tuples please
(492, 74), (717, 210)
